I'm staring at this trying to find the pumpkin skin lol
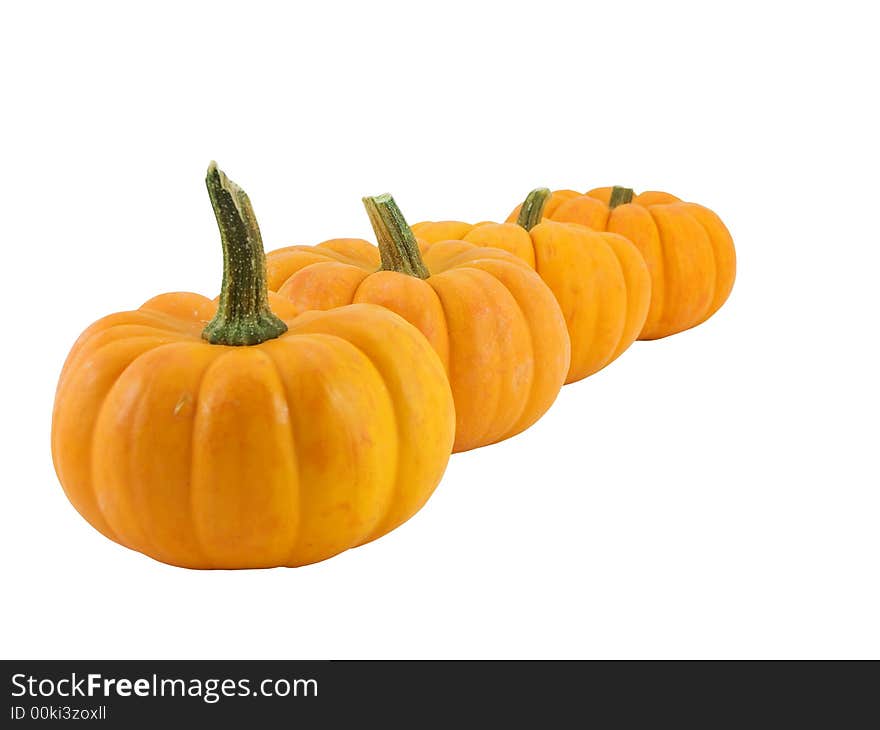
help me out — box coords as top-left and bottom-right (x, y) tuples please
(507, 187), (736, 340)
(266, 195), (571, 453)
(411, 214), (651, 384)
(50, 165), (455, 569)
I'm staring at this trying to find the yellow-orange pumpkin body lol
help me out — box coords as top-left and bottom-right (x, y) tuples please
(51, 293), (455, 569)
(411, 220), (650, 384)
(266, 238), (570, 452)
(507, 188), (736, 340)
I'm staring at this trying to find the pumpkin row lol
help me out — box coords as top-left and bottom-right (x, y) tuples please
(51, 162), (735, 570)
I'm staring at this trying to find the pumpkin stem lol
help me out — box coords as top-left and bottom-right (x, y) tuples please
(516, 187), (551, 231)
(363, 194), (430, 279)
(201, 161), (288, 346)
(609, 186), (634, 208)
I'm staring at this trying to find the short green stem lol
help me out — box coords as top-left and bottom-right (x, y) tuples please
(201, 162), (288, 346)
(609, 186), (634, 208)
(516, 187), (551, 231)
(363, 194), (430, 279)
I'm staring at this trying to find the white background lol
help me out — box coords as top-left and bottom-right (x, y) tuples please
(1, 1), (877, 659)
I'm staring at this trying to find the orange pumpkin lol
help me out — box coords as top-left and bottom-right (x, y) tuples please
(507, 187), (736, 340)
(266, 194), (570, 453)
(412, 190), (651, 384)
(51, 163), (455, 569)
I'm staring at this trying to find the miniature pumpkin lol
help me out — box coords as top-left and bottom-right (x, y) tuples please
(266, 195), (570, 453)
(51, 163), (455, 569)
(507, 187), (736, 340)
(412, 190), (651, 384)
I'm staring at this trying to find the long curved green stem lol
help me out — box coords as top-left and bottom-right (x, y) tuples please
(363, 194), (430, 279)
(201, 162), (288, 346)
